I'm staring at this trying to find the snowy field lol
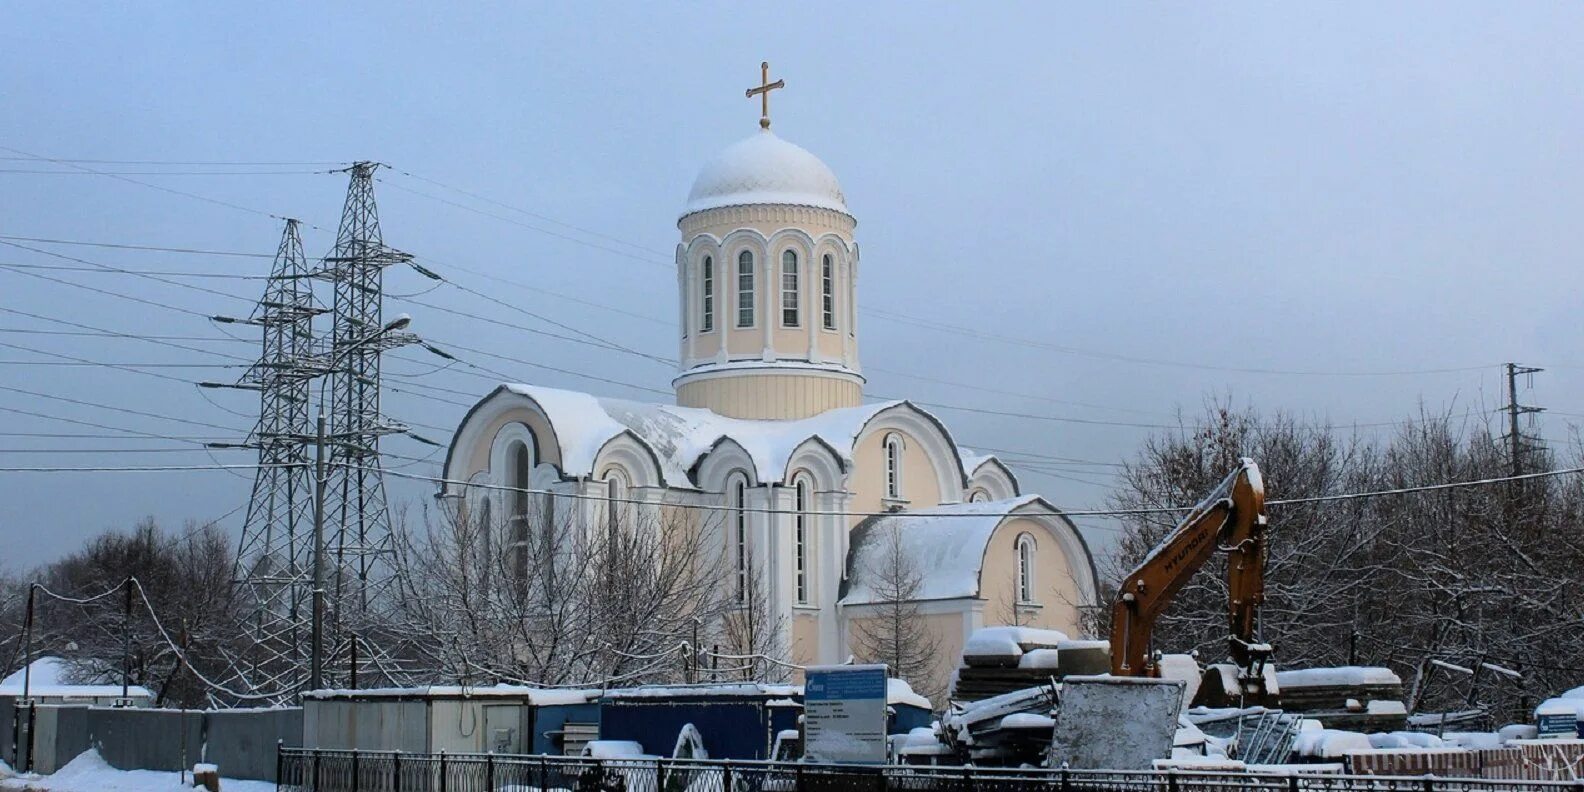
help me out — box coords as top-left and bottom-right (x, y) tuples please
(0, 751), (274, 792)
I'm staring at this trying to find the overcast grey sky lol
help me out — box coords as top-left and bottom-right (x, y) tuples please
(2, 2), (1582, 570)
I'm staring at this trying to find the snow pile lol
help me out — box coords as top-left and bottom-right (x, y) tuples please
(1018, 649), (1061, 670)
(886, 678), (931, 710)
(1440, 732), (1504, 749)
(1366, 699), (1407, 715)
(999, 713), (1054, 730)
(1367, 731), (1445, 749)
(898, 727), (950, 756)
(581, 741), (653, 759)
(961, 626), (1069, 659)
(1157, 654), (1202, 707)
(1292, 729), (1371, 758)
(1275, 666), (1400, 688)
(0, 750), (274, 792)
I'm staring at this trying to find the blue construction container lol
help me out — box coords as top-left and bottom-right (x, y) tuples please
(595, 679), (935, 761)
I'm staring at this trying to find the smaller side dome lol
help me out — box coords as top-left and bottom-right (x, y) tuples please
(684, 130), (847, 217)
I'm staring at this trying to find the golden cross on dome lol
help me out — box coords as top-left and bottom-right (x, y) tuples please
(745, 61), (785, 130)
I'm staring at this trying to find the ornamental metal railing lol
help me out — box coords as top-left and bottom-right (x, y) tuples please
(275, 747), (1584, 792)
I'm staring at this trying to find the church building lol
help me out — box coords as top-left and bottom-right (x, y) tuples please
(441, 67), (1098, 699)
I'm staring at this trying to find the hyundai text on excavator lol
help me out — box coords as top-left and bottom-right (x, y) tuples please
(1110, 457), (1277, 705)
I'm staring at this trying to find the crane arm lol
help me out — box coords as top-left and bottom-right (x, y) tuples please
(1109, 458), (1267, 678)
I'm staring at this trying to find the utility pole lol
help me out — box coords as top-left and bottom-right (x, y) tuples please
(1503, 363), (1544, 478)
(121, 578), (132, 704)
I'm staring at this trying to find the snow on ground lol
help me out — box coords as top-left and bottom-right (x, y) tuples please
(0, 750), (273, 792)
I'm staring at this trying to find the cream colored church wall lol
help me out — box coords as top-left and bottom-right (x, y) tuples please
(791, 612), (819, 667)
(846, 430), (945, 520)
(676, 375), (861, 420)
(844, 609), (961, 709)
(460, 407), (563, 479)
(978, 517), (1084, 637)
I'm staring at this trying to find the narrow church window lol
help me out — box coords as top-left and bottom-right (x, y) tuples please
(821, 254), (835, 330)
(701, 255), (714, 332)
(794, 475), (811, 605)
(737, 251), (755, 327)
(604, 469), (629, 536)
(884, 433), (903, 500)
(781, 250), (800, 327)
(476, 497), (493, 588)
(509, 441), (531, 583)
(1017, 534), (1036, 603)
(729, 474), (749, 603)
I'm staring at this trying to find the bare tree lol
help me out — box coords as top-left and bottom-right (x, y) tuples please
(24, 518), (242, 707)
(1109, 397), (1584, 722)
(716, 549), (789, 683)
(850, 524), (942, 704)
(393, 493), (732, 688)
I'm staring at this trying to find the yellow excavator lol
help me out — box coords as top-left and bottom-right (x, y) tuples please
(1109, 457), (1276, 704)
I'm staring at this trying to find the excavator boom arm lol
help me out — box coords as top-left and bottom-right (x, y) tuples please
(1109, 459), (1267, 677)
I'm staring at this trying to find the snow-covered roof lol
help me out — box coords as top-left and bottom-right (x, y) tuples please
(840, 496), (1045, 604)
(0, 657), (151, 699)
(1275, 666), (1401, 689)
(302, 684), (598, 705)
(493, 384), (910, 488)
(684, 130), (848, 217)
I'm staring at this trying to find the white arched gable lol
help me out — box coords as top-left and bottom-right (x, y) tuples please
(442, 387), (568, 496)
(719, 228), (770, 270)
(693, 436), (760, 493)
(591, 430), (664, 489)
(992, 502), (1099, 610)
(781, 435), (845, 490)
(766, 227), (817, 263)
(969, 458), (1020, 501)
(856, 403), (967, 504)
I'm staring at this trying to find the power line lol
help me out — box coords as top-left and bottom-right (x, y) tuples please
(375, 176), (671, 268)
(0, 405), (233, 445)
(421, 336), (672, 396)
(863, 307), (1495, 378)
(385, 168), (662, 258)
(0, 234), (273, 258)
(0, 156), (347, 166)
(0, 326), (251, 344)
(0, 261), (267, 279)
(0, 143), (331, 233)
(397, 294), (673, 365)
(0, 463), (291, 473)
(0, 168), (331, 176)
(366, 461), (1584, 521)
(0, 262), (215, 318)
(0, 384), (244, 433)
(0, 307), (252, 361)
(0, 239), (256, 301)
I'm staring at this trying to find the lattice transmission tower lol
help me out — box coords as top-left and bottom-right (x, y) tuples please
(224, 218), (326, 693)
(314, 162), (417, 646)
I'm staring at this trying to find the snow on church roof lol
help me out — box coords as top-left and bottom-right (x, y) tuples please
(684, 130), (849, 217)
(500, 383), (905, 487)
(840, 495), (1044, 605)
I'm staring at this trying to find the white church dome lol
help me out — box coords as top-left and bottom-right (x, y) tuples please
(683, 130), (848, 217)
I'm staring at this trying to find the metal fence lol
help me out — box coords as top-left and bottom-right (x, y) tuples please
(275, 748), (1584, 792)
